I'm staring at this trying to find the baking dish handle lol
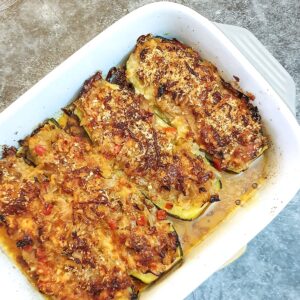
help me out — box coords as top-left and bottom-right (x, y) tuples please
(215, 23), (296, 114)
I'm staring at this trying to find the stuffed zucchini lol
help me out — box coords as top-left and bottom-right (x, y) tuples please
(73, 75), (221, 221)
(126, 34), (268, 173)
(20, 121), (183, 286)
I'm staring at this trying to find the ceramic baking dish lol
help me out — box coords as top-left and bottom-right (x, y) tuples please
(0, 2), (300, 299)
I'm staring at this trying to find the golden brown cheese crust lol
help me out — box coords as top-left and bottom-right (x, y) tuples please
(0, 124), (181, 300)
(126, 34), (268, 172)
(74, 76), (220, 218)
(1, 142), (134, 299)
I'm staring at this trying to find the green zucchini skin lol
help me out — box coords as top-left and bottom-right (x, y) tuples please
(129, 224), (183, 284)
(205, 146), (267, 173)
(153, 106), (172, 126)
(145, 178), (221, 221)
(152, 197), (210, 221)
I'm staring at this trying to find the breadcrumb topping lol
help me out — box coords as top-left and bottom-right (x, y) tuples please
(126, 34), (268, 172)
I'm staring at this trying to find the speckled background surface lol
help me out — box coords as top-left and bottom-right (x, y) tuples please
(0, 1), (299, 299)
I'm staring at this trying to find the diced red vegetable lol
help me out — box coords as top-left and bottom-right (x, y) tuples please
(74, 136), (82, 142)
(149, 262), (158, 271)
(165, 202), (173, 210)
(108, 219), (117, 230)
(136, 215), (147, 226)
(163, 127), (177, 133)
(23, 245), (33, 251)
(36, 248), (47, 263)
(43, 203), (53, 216)
(212, 158), (223, 171)
(156, 210), (167, 220)
(34, 145), (46, 156)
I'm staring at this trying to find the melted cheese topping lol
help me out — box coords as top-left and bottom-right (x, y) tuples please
(74, 78), (220, 217)
(0, 123), (181, 299)
(0, 34), (270, 299)
(126, 34), (268, 172)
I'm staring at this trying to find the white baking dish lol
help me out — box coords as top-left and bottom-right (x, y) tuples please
(0, 2), (300, 299)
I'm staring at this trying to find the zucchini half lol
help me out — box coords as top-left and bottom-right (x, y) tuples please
(152, 139), (221, 220)
(129, 224), (183, 284)
(72, 78), (222, 221)
(126, 34), (268, 174)
(19, 119), (61, 165)
(144, 175), (221, 221)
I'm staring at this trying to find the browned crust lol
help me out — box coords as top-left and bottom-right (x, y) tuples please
(127, 34), (268, 172)
(74, 77), (219, 211)
(106, 66), (134, 91)
(1, 145), (17, 158)
(80, 71), (103, 97)
(0, 122), (180, 299)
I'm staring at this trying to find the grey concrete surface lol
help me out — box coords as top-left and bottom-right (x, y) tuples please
(0, 1), (299, 299)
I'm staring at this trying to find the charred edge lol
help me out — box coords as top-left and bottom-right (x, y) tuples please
(80, 71), (102, 96)
(61, 108), (81, 123)
(155, 35), (185, 47)
(158, 35), (198, 54)
(16, 236), (33, 248)
(106, 66), (134, 91)
(130, 286), (139, 300)
(168, 230), (181, 249)
(1, 146), (17, 159)
(23, 156), (36, 167)
(137, 34), (152, 44)
(248, 104), (262, 122)
(221, 79), (251, 102)
(48, 118), (61, 128)
(20, 118), (60, 144)
(18, 139), (25, 146)
(170, 38), (191, 50)
(185, 62), (198, 77)
(209, 194), (221, 203)
(0, 214), (5, 223)
(138, 34), (190, 51)
(29, 122), (48, 138)
(233, 75), (240, 82)
(62, 107), (74, 116)
(154, 35), (171, 41)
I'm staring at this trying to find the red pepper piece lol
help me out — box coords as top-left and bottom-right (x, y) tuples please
(212, 158), (223, 171)
(43, 203), (53, 216)
(163, 127), (177, 133)
(136, 215), (147, 226)
(156, 210), (167, 220)
(165, 202), (173, 210)
(34, 145), (46, 156)
(108, 219), (117, 230)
